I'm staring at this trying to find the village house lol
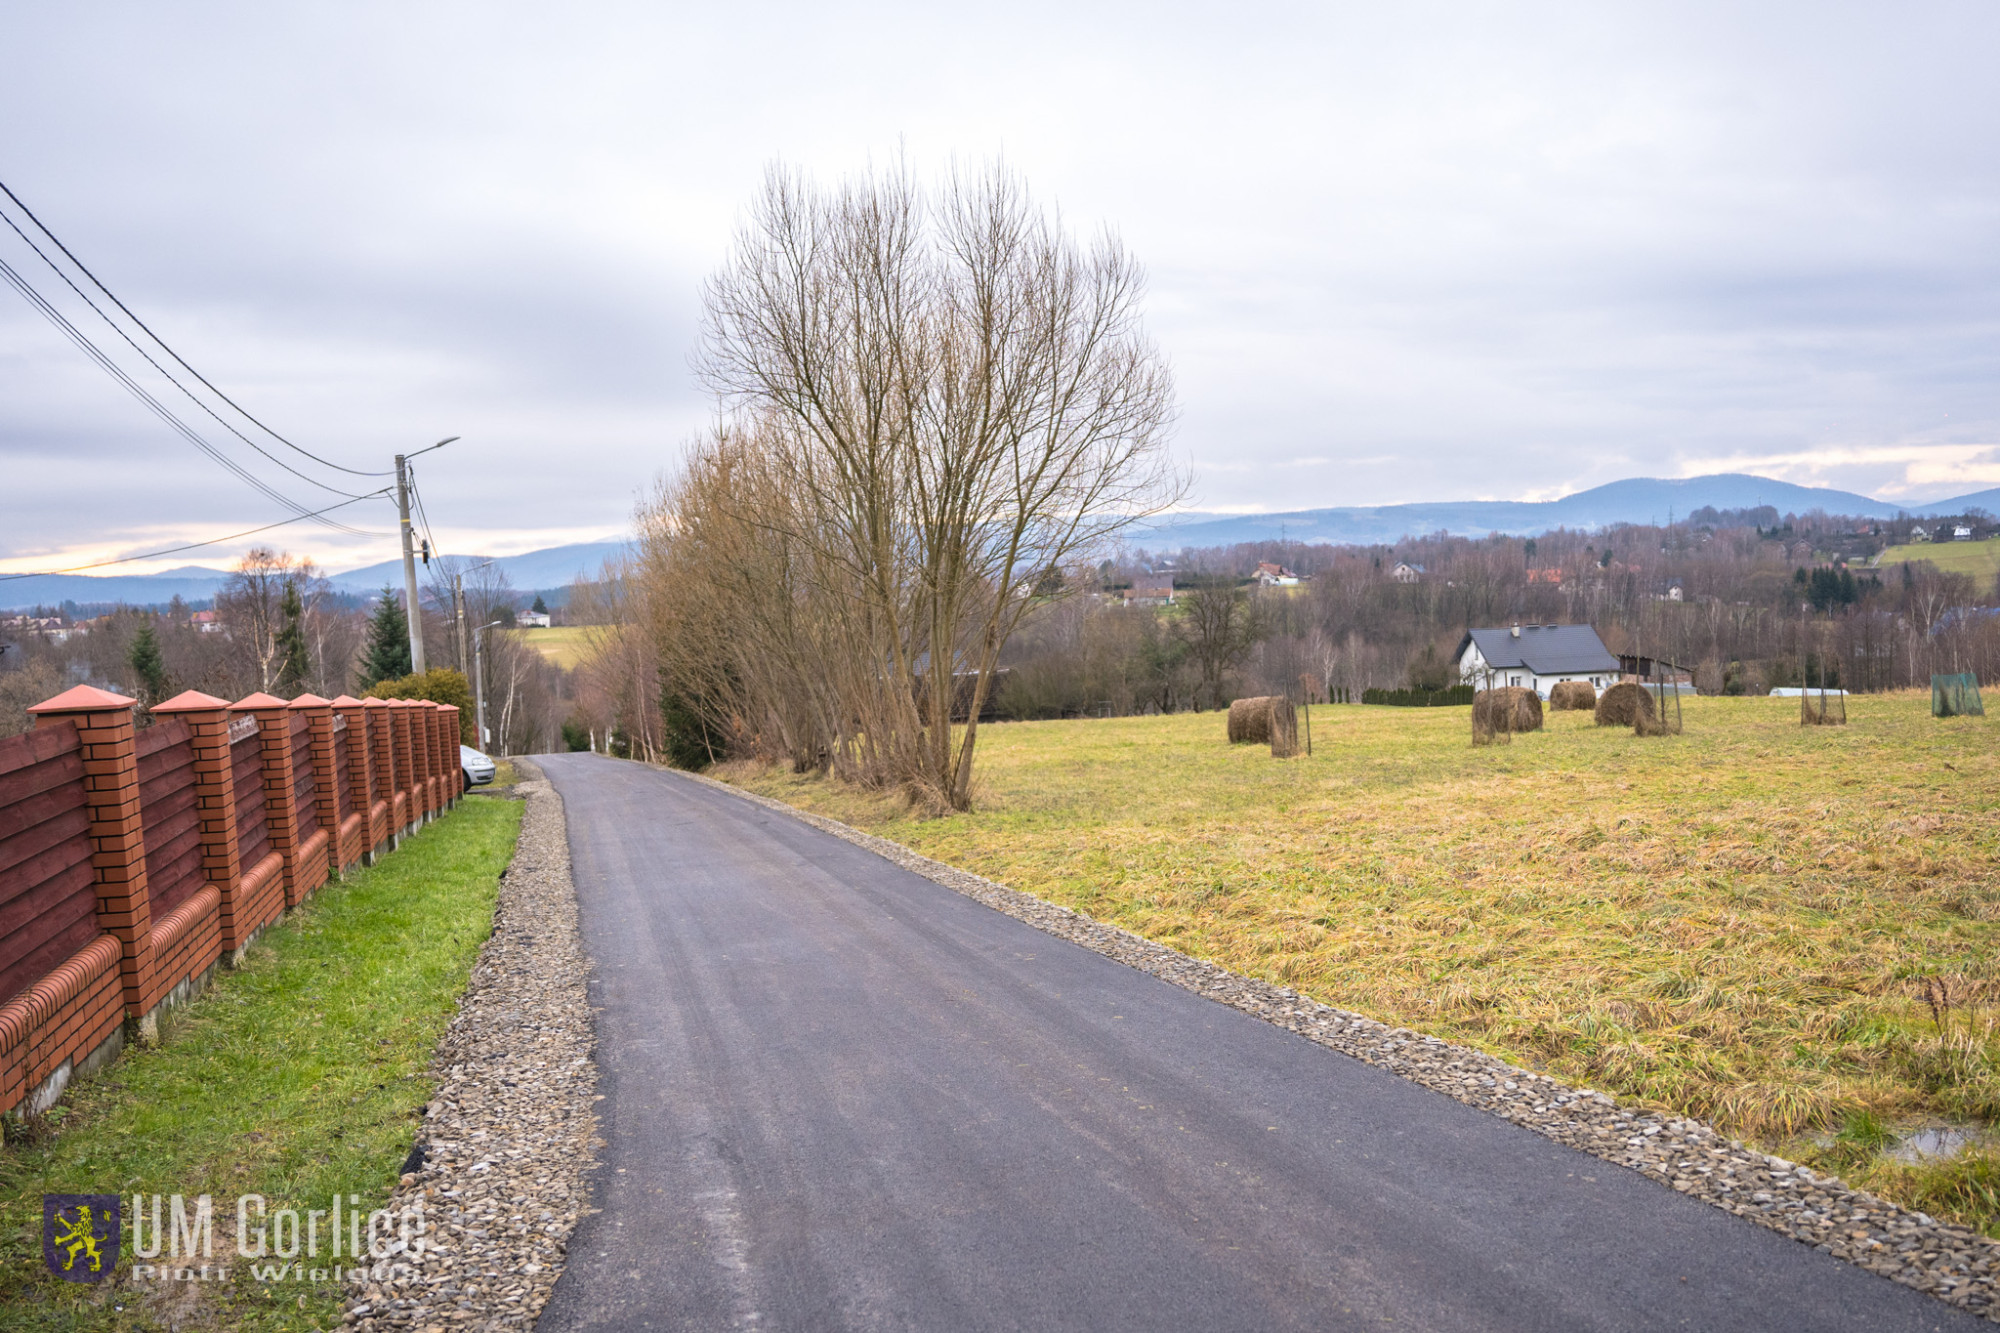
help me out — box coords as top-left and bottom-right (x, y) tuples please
(1953, 524), (1974, 541)
(1124, 570), (1175, 605)
(1525, 567), (1563, 585)
(191, 610), (222, 633)
(1910, 525), (1931, 543)
(1454, 623), (1620, 698)
(1252, 561), (1302, 587)
(1390, 561), (1424, 584)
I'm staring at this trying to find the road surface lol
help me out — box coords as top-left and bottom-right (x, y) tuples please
(534, 754), (1975, 1332)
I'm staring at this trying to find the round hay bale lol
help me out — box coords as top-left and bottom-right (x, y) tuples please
(1227, 696), (1279, 744)
(1268, 698), (1300, 758)
(1595, 681), (1655, 727)
(1472, 686), (1543, 736)
(1548, 680), (1596, 711)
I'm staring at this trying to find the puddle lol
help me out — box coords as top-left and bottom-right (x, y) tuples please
(1889, 1126), (1990, 1165)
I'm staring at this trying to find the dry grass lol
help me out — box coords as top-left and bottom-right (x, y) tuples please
(509, 626), (594, 670)
(1877, 540), (2000, 583)
(724, 692), (2000, 1234)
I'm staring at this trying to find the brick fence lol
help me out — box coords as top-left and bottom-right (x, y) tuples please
(0, 685), (463, 1119)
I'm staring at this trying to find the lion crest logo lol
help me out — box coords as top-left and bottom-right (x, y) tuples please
(43, 1194), (119, 1283)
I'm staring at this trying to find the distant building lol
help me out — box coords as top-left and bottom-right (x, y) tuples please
(1525, 567), (1563, 585)
(1953, 525), (1974, 541)
(1252, 561), (1302, 587)
(518, 611), (552, 629)
(1910, 525), (1931, 543)
(1390, 562), (1424, 584)
(191, 610), (221, 633)
(1126, 571), (1175, 604)
(1455, 624), (1619, 698)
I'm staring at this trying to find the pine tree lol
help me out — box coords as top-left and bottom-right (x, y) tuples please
(359, 587), (412, 689)
(531, 593), (548, 615)
(127, 624), (169, 707)
(275, 580), (311, 693)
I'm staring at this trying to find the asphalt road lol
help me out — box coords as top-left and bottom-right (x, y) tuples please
(534, 754), (1976, 1332)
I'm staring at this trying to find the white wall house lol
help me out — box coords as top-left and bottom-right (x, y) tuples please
(1455, 624), (1620, 698)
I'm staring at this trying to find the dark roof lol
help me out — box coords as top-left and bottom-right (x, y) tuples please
(1455, 625), (1618, 675)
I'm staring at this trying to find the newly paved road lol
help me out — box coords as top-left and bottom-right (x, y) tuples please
(535, 754), (1975, 1332)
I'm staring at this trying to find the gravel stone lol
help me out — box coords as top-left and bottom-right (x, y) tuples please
(685, 766), (2000, 1324)
(347, 766), (599, 1331)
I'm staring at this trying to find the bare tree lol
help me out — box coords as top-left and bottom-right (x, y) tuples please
(685, 159), (1182, 808)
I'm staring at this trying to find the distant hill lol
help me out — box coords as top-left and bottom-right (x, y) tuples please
(326, 541), (629, 592)
(7, 475), (1996, 612)
(0, 540), (630, 612)
(1126, 474), (2000, 551)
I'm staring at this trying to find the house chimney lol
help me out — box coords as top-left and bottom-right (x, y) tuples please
(1511, 623), (1521, 638)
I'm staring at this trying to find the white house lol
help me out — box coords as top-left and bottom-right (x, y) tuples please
(518, 610), (552, 629)
(1455, 624), (1620, 698)
(1954, 525), (1974, 541)
(1391, 562), (1424, 584)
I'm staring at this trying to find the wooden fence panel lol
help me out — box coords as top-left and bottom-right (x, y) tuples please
(137, 719), (205, 919)
(231, 725), (271, 874)
(0, 724), (98, 1008)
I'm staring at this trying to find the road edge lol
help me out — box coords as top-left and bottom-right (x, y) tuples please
(346, 761), (601, 1330)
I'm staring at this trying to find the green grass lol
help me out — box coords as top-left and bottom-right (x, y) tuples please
(0, 797), (521, 1331)
(1876, 540), (2000, 585)
(724, 693), (2000, 1235)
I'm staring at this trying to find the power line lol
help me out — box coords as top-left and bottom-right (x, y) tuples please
(0, 491), (392, 581)
(0, 252), (386, 537)
(0, 177), (391, 478)
(0, 204), (371, 499)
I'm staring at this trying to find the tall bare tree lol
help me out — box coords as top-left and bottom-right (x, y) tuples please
(682, 159), (1182, 808)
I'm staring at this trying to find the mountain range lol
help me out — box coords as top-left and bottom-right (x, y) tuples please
(6, 474), (1998, 612)
(1123, 474), (2000, 551)
(0, 540), (628, 613)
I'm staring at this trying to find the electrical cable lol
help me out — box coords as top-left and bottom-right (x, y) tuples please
(0, 253), (386, 537)
(0, 491), (392, 580)
(0, 177), (391, 477)
(0, 204), (370, 498)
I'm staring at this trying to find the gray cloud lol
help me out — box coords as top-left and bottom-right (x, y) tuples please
(3, 1), (1998, 571)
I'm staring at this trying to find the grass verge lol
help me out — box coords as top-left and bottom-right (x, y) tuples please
(0, 796), (521, 1331)
(723, 692), (2000, 1236)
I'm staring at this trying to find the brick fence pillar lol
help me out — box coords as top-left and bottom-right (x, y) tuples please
(417, 702), (440, 820)
(150, 691), (246, 956)
(440, 705), (462, 807)
(388, 700), (417, 835)
(235, 693), (306, 908)
(27, 686), (157, 1029)
(363, 698), (398, 853)
(332, 695), (373, 866)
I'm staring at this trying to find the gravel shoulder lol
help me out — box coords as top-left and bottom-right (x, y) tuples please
(687, 764), (2000, 1324)
(346, 765), (599, 1331)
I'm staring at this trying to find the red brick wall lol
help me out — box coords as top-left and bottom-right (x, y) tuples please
(0, 685), (464, 1118)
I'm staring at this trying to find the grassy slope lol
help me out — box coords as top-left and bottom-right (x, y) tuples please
(0, 797), (522, 1331)
(509, 627), (593, 670)
(729, 694), (2000, 1233)
(1876, 541), (2000, 584)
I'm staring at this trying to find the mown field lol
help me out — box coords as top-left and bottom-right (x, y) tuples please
(1876, 539), (2000, 584)
(727, 692), (2000, 1234)
(510, 626), (594, 670)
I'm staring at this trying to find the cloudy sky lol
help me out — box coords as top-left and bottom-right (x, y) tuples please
(2, 1), (1997, 575)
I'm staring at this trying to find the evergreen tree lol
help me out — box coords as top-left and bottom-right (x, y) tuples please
(531, 593), (548, 615)
(275, 579), (310, 693)
(359, 587), (412, 688)
(127, 624), (169, 707)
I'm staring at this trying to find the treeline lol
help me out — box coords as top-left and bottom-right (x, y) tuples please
(990, 514), (2000, 718)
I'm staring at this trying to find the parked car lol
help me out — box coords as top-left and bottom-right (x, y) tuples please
(460, 745), (497, 791)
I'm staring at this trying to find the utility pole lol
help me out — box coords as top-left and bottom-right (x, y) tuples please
(396, 454), (425, 676)
(473, 619), (503, 751)
(394, 436), (460, 678)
